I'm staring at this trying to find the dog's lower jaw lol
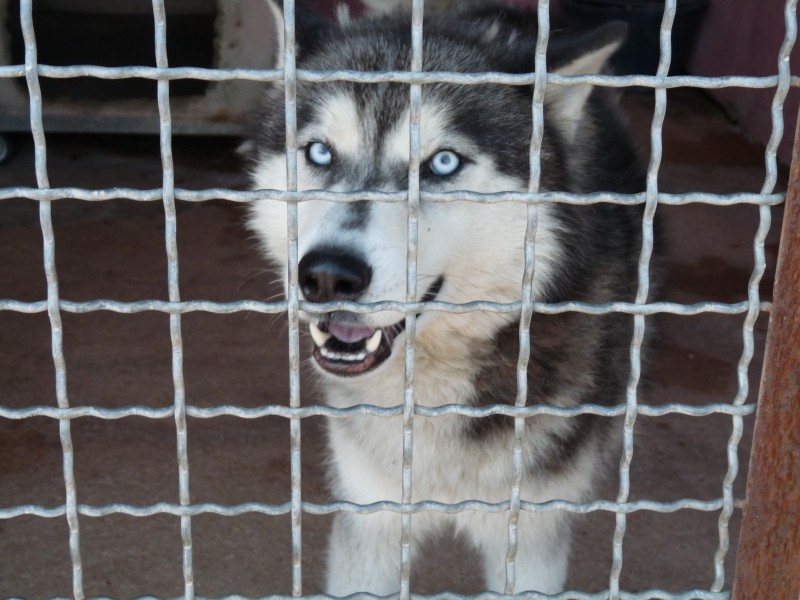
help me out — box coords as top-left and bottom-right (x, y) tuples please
(307, 275), (445, 377)
(310, 320), (398, 376)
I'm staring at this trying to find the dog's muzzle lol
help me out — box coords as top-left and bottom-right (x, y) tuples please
(299, 247), (444, 376)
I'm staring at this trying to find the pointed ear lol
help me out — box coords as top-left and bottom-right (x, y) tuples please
(263, 0), (331, 67)
(545, 22), (626, 144)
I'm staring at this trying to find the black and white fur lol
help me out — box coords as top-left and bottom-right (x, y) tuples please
(245, 1), (652, 594)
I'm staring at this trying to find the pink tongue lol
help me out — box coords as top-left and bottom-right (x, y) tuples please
(327, 322), (376, 343)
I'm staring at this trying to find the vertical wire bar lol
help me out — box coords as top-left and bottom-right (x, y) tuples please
(19, 2), (84, 597)
(608, 2), (674, 597)
(712, 0), (797, 590)
(281, 0), (303, 594)
(152, 2), (194, 597)
(504, 0), (549, 593)
(401, 0), (424, 597)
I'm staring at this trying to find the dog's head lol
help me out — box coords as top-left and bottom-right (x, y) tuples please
(245, 1), (625, 378)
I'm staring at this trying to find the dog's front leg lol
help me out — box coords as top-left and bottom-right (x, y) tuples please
(462, 510), (570, 594)
(325, 510), (405, 596)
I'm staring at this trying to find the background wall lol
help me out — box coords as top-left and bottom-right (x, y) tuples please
(689, 0), (799, 165)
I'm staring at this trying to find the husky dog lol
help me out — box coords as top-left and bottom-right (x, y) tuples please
(246, 1), (651, 594)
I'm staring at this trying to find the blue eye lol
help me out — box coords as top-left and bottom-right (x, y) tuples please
(306, 141), (333, 166)
(429, 150), (461, 177)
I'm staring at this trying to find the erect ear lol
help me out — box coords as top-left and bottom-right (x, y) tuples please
(263, 0), (331, 67)
(545, 22), (626, 144)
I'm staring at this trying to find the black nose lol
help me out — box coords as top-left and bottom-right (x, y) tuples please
(298, 249), (372, 302)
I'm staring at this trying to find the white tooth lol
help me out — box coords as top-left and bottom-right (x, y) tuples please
(365, 330), (382, 353)
(309, 323), (332, 347)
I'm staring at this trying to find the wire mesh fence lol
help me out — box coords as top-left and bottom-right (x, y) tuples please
(0, 0), (797, 598)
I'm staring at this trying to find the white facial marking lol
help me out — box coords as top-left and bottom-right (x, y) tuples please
(305, 94), (362, 159)
(383, 104), (454, 164)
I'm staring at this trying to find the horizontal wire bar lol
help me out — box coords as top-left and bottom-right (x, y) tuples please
(0, 298), (774, 317)
(0, 402), (757, 421)
(0, 496), (747, 520)
(22, 593), (731, 600)
(0, 62), (798, 90)
(15, 593), (732, 600)
(0, 187), (786, 206)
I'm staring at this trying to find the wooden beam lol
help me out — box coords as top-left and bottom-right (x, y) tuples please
(732, 115), (800, 600)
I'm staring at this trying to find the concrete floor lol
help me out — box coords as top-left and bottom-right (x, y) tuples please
(0, 89), (786, 598)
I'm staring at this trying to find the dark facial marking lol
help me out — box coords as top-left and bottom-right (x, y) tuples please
(340, 201), (371, 231)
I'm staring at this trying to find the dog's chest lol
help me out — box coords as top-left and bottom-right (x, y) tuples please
(325, 370), (515, 503)
(329, 414), (513, 503)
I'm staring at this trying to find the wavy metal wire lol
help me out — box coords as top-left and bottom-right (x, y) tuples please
(151, 1), (196, 598)
(504, 0), (549, 592)
(1, 0), (796, 598)
(18, 1), (84, 598)
(711, 0), (797, 592)
(609, 1), (674, 596)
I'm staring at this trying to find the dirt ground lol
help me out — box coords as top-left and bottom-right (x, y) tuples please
(0, 89), (786, 598)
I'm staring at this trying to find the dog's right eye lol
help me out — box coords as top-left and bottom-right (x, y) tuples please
(429, 150), (461, 177)
(306, 142), (333, 167)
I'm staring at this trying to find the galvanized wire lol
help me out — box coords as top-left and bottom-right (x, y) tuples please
(151, 1), (195, 597)
(19, 1), (84, 598)
(0, 187), (786, 205)
(1, 497), (748, 520)
(0, 401), (757, 422)
(0, 0), (793, 598)
(399, 0), (425, 596)
(0, 297), (774, 317)
(1, 61), (800, 90)
(0, 592), (733, 600)
(609, 1), (674, 596)
(504, 0), (549, 593)
(280, 0), (304, 594)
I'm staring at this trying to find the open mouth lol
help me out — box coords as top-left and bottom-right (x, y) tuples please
(308, 276), (444, 377)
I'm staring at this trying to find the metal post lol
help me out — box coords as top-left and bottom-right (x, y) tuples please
(731, 109), (800, 600)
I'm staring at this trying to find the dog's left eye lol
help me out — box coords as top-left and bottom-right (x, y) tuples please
(306, 141), (333, 167)
(429, 150), (461, 177)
